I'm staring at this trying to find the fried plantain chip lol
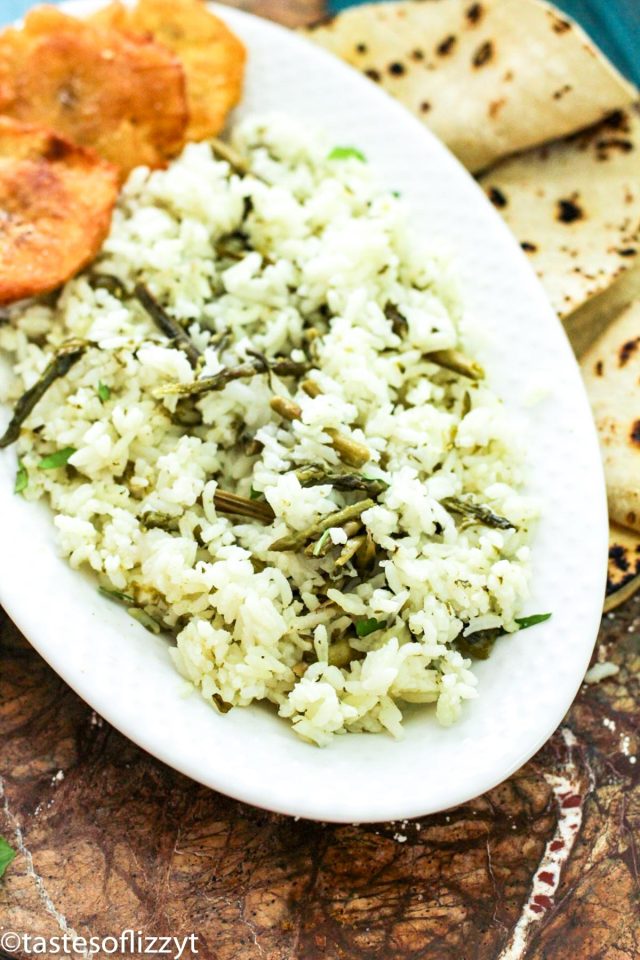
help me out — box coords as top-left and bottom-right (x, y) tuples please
(0, 5), (188, 176)
(0, 117), (119, 305)
(93, 0), (246, 141)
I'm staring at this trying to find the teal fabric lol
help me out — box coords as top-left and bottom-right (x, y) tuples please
(2, 0), (639, 85)
(327, 0), (640, 85)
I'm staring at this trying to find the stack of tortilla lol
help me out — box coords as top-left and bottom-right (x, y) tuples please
(306, 0), (640, 611)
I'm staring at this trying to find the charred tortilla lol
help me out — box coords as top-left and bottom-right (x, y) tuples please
(582, 299), (640, 533)
(605, 523), (640, 611)
(0, 117), (119, 305)
(306, 0), (636, 173)
(480, 107), (640, 318)
(0, 5), (188, 176)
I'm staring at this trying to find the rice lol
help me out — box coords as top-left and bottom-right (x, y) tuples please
(0, 113), (537, 746)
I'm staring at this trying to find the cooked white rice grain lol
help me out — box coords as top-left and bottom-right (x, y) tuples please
(0, 114), (537, 745)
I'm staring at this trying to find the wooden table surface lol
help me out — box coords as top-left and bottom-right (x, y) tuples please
(1, 3), (639, 958)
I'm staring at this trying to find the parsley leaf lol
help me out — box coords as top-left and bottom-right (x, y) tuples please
(38, 447), (76, 470)
(515, 612), (552, 630)
(0, 836), (16, 880)
(97, 382), (111, 403)
(328, 146), (366, 162)
(355, 617), (384, 638)
(14, 459), (28, 494)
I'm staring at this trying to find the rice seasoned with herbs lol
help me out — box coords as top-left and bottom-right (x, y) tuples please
(0, 115), (536, 745)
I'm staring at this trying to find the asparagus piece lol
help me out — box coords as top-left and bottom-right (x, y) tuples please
(210, 137), (251, 176)
(442, 496), (514, 531)
(296, 465), (387, 497)
(0, 339), (89, 449)
(270, 499), (374, 552)
(270, 396), (302, 421)
(384, 304), (484, 380)
(214, 489), (275, 523)
(304, 519), (363, 558)
(286, 380), (371, 467)
(134, 283), (201, 368)
(154, 358), (309, 399)
(427, 349), (484, 381)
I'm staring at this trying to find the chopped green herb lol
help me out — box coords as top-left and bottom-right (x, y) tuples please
(249, 486), (262, 501)
(14, 459), (28, 494)
(97, 382), (111, 403)
(312, 529), (332, 557)
(99, 586), (136, 605)
(355, 617), (384, 638)
(0, 836), (16, 880)
(328, 146), (366, 162)
(38, 447), (76, 470)
(391, 190), (401, 198)
(515, 612), (552, 630)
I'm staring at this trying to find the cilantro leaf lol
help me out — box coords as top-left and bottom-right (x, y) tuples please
(38, 447), (76, 470)
(97, 382), (111, 403)
(14, 459), (28, 494)
(328, 146), (366, 162)
(515, 612), (552, 630)
(355, 617), (384, 638)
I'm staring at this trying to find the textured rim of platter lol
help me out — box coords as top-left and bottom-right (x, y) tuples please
(0, 0), (608, 822)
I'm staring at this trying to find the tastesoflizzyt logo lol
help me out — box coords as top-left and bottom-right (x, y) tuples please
(0, 929), (199, 957)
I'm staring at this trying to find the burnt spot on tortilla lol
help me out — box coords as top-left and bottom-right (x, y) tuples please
(595, 360), (604, 377)
(355, 42), (367, 55)
(488, 98), (506, 118)
(602, 110), (629, 132)
(411, 48), (425, 61)
(436, 35), (457, 56)
(472, 40), (494, 68)
(619, 337), (640, 366)
(420, 101), (431, 113)
(610, 543), (630, 572)
(618, 248), (637, 257)
(521, 241), (538, 253)
(552, 84), (572, 100)
(596, 137), (634, 160)
(466, 3), (483, 25)
(629, 511), (638, 527)
(630, 420), (640, 446)
(487, 186), (507, 208)
(557, 197), (584, 224)
(551, 15), (572, 34)
(388, 61), (406, 76)
(365, 68), (381, 83)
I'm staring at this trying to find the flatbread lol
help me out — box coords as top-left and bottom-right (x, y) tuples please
(565, 262), (640, 359)
(582, 299), (640, 533)
(0, 117), (119, 304)
(605, 523), (640, 611)
(479, 107), (640, 318)
(92, 0), (246, 141)
(305, 0), (637, 173)
(0, 5), (188, 176)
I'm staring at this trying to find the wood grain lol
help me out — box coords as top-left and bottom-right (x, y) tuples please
(0, 597), (638, 960)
